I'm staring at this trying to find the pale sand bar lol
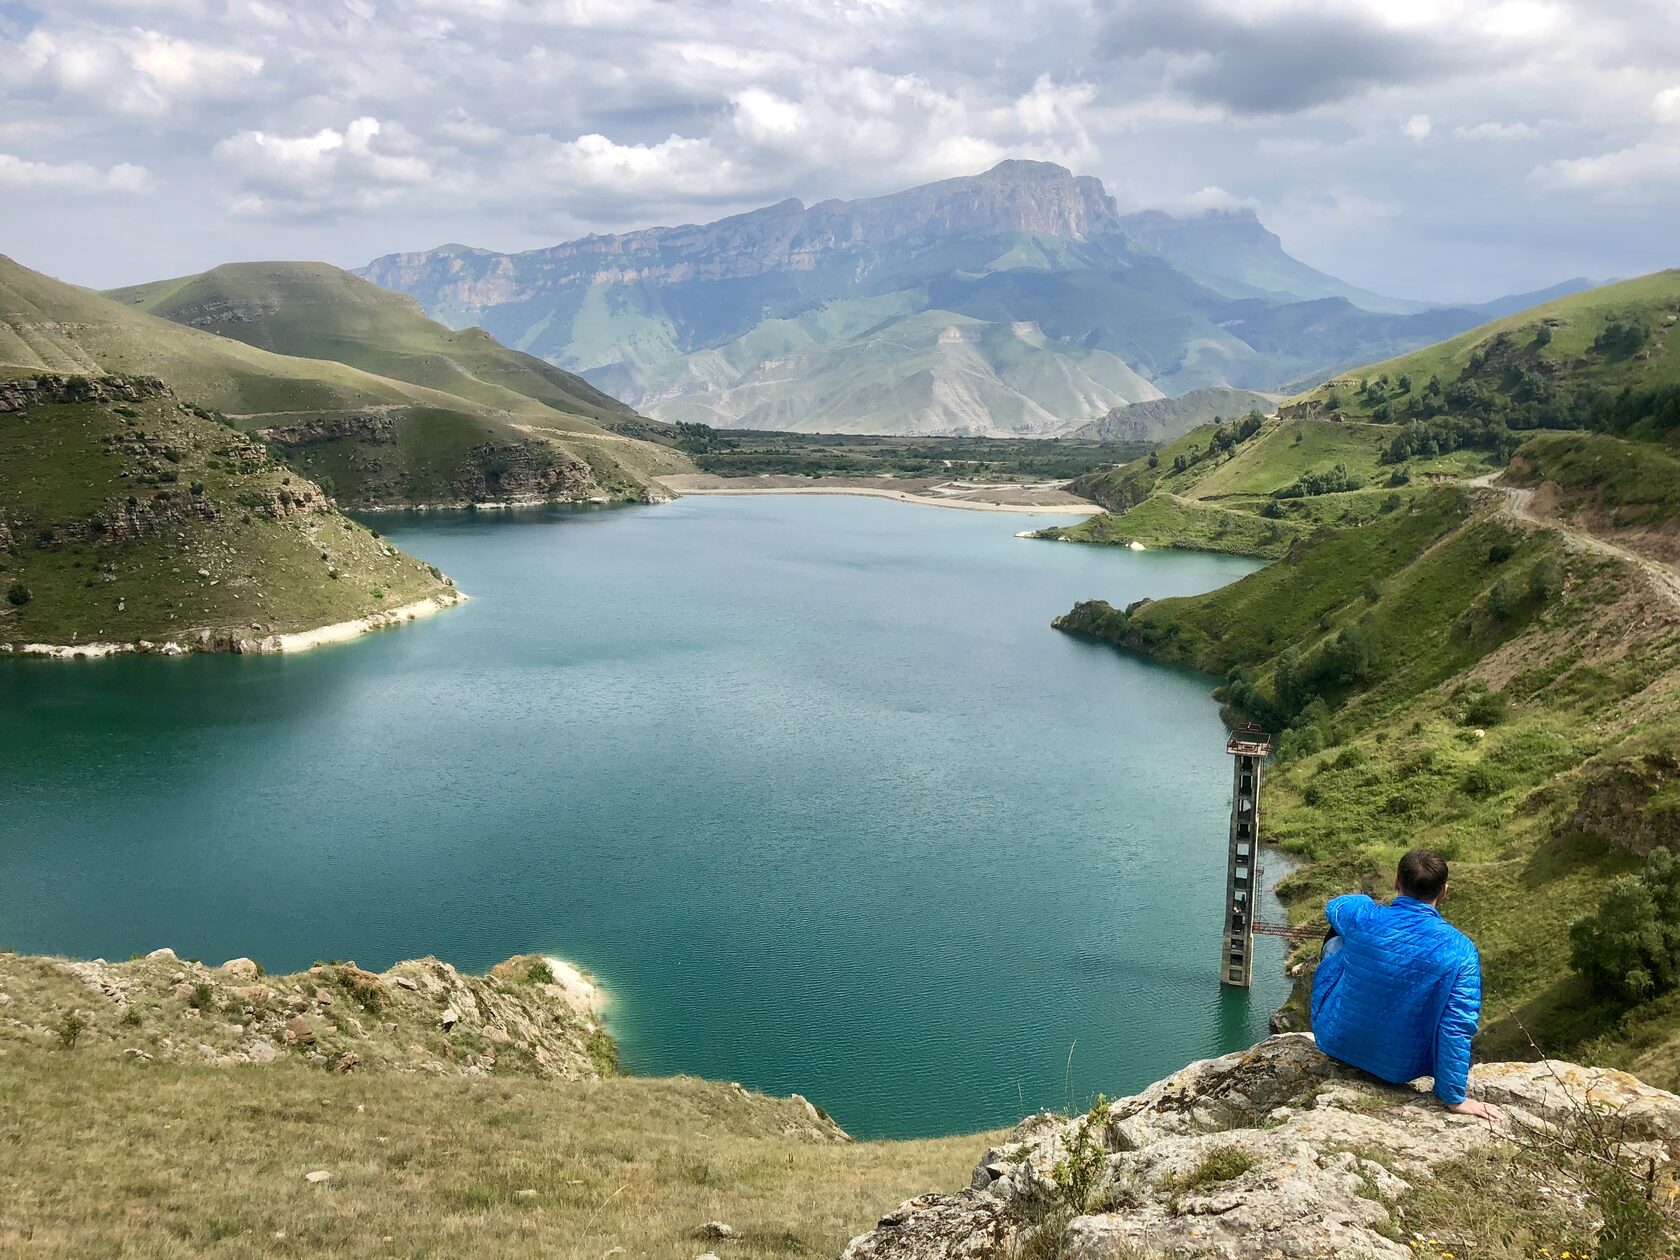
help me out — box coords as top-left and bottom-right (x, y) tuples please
(660, 474), (1104, 516)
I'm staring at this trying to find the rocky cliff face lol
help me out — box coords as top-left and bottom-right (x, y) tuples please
(362, 161), (1121, 310)
(845, 1034), (1680, 1259)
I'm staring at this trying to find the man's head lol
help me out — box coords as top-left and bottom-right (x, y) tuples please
(1396, 848), (1450, 904)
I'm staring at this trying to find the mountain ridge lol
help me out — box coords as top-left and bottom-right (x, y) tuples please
(361, 161), (1585, 438)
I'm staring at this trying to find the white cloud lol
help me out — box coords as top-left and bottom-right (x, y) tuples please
(1654, 86), (1680, 124)
(1452, 120), (1537, 140)
(1, 25), (262, 116)
(1402, 113), (1433, 141)
(0, 153), (150, 193)
(213, 116), (431, 217)
(1157, 184), (1260, 214)
(1532, 141), (1680, 196)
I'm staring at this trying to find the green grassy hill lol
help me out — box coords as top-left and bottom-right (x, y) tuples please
(1287, 270), (1680, 431)
(0, 948), (985, 1258)
(1043, 413), (1497, 554)
(0, 375), (455, 652)
(1054, 451), (1680, 1088)
(1046, 271), (1680, 561)
(1, 255), (686, 507)
(107, 262), (645, 434)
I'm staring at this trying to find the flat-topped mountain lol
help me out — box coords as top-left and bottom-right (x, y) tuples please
(362, 162), (1568, 438)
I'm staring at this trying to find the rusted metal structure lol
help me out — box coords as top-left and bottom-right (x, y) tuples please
(1222, 724), (1272, 987)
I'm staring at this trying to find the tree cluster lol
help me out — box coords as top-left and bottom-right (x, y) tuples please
(1274, 461), (1361, 498)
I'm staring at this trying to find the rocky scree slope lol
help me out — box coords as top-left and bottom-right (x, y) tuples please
(847, 1034), (1680, 1259)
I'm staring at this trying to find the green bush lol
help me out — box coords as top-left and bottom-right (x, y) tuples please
(1570, 849), (1680, 1004)
(57, 1012), (88, 1050)
(6, 581), (31, 606)
(1463, 690), (1511, 727)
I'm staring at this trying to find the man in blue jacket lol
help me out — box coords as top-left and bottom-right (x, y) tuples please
(1311, 848), (1505, 1122)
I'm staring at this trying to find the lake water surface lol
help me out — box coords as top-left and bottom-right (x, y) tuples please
(1, 494), (1289, 1138)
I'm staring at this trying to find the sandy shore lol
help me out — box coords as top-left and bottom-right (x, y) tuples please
(268, 591), (466, 652)
(6, 590), (465, 661)
(659, 474), (1104, 516)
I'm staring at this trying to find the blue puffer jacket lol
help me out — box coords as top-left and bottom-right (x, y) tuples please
(1310, 894), (1482, 1104)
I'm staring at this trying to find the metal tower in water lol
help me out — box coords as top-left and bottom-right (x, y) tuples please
(1221, 725), (1272, 988)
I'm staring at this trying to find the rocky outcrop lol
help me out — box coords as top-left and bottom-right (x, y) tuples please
(257, 413), (398, 446)
(0, 372), (169, 413)
(1568, 753), (1680, 856)
(0, 949), (612, 1080)
(845, 1034), (1680, 1259)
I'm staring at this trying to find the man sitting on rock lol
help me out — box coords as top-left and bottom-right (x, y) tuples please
(1311, 847), (1505, 1122)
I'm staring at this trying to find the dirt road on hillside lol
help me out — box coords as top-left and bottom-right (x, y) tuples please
(1469, 472), (1680, 609)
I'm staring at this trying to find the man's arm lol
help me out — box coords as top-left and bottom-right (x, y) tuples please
(1434, 953), (1502, 1120)
(1324, 893), (1372, 939)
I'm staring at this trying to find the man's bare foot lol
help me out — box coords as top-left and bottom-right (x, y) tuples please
(1446, 1098), (1506, 1123)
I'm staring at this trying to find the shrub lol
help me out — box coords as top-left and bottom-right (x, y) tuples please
(187, 983), (214, 1010)
(57, 1012), (88, 1050)
(1529, 557), (1565, 601)
(1461, 763), (1509, 798)
(1488, 578), (1519, 620)
(1463, 690), (1510, 727)
(1571, 849), (1680, 1004)
(6, 581), (30, 606)
(524, 958), (553, 985)
(1052, 1095), (1112, 1214)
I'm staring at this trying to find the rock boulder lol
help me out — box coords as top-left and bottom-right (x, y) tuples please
(844, 1034), (1680, 1260)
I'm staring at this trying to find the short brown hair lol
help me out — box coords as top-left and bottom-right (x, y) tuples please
(1398, 849), (1449, 902)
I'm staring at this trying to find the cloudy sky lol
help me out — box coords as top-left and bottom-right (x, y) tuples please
(3, 0), (1677, 301)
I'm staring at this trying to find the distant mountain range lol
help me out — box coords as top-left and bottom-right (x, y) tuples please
(362, 161), (1596, 438)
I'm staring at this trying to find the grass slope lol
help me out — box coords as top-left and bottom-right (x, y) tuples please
(1288, 270), (1680, 423)
(1, 255), (684, 506)
(1054, 416), (1497, 556)
(0, 378), (451, 649)
(1056, 270), (1680, 561)
(107, 261), (640, 433)
(1042, 494), (1306, 558)
(1053, 469), (1680, 1084)
(0, 950), (986, 1258)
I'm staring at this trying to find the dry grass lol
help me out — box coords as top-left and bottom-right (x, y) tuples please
(0, 1046), (990, 1259)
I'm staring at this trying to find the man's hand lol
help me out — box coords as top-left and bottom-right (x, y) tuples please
(1445, 1098), (1506, 1123)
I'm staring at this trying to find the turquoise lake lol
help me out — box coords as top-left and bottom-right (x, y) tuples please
(1, 494), (1290, 1138)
